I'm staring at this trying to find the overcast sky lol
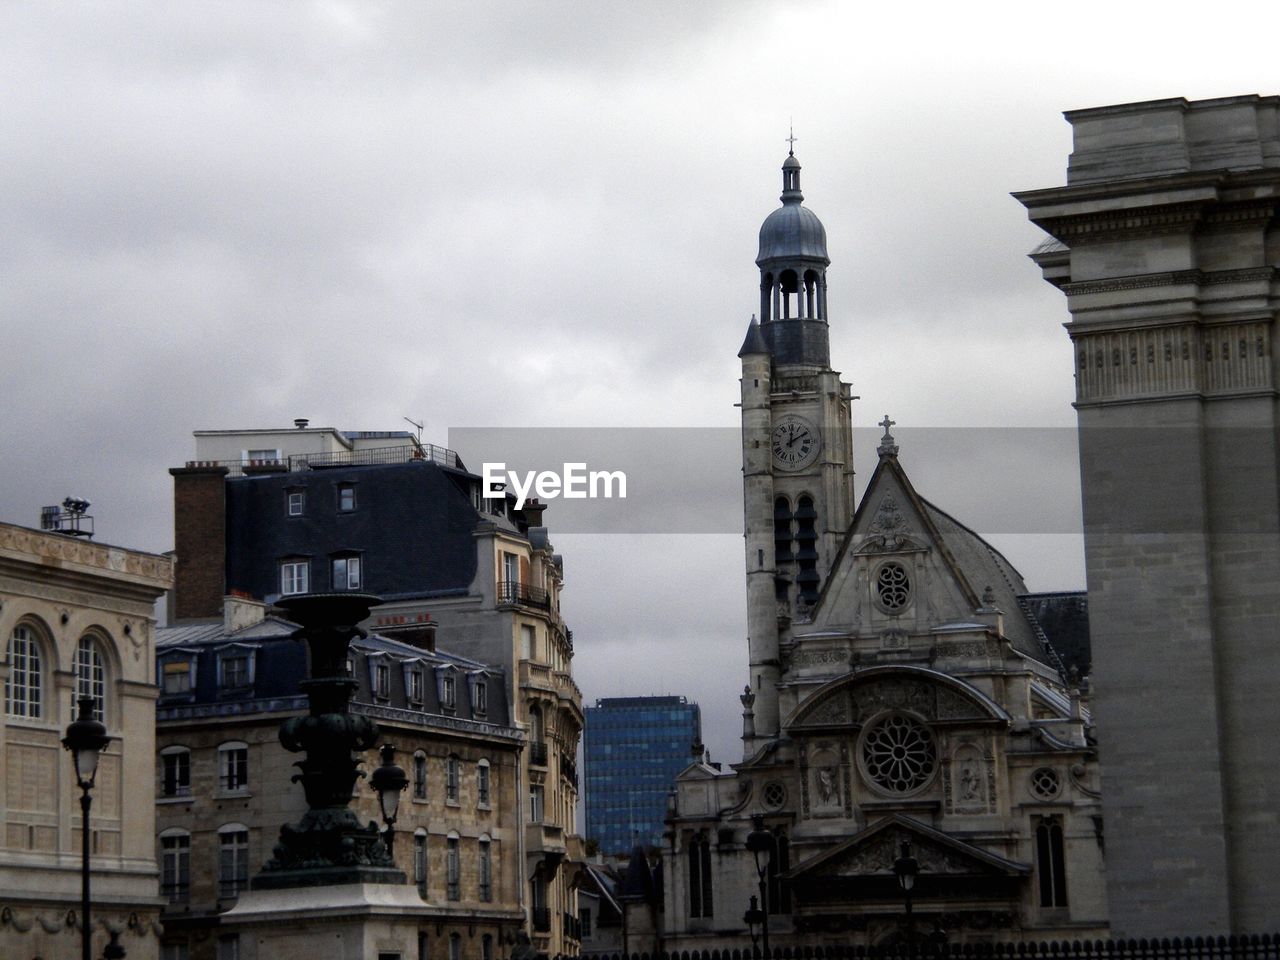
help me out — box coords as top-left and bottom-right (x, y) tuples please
(4, 1), (1277, 765)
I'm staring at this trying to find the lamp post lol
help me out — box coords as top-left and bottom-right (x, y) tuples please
(745, 815), (775, 959)
(893, 840), (919, 956)
(62, 695), (111, 960)
(743, 894), (764, 958)
(369, 743), (408, 857)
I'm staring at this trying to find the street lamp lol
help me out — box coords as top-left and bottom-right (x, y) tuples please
(369, 743), (408, 856)
(62, 695), (112, 960)
(743, 894), (764, 958)
(893, 840), (919, 954)
(745, 815), (775, 958)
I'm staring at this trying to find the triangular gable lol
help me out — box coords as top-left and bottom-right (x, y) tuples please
(784, 814), (1030, 907)
(805, 456), (983, 632)
(787, 813), (1028, 882)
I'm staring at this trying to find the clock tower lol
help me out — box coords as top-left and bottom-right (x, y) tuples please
(739, 148), (856, 750)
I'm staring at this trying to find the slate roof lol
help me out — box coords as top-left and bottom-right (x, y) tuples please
(1019, 591), (1091, 678)
(155, 614), (511, 728)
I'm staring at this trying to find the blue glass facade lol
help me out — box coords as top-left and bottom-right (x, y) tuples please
(584, 696), (702, 855)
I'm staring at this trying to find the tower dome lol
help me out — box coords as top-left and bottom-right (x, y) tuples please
(755, 150), (831, 368)
(756, 152), (830, 266)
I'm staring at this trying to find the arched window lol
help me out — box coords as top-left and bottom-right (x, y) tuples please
(218, 741), (250, 794)
(217, 823), (250, 900)
(687, 834), (713, 918)
(446, 831), (461, 901)
(477, 758), (491, 807)
(75, 635), (107, 722)
(446, 754), (461, 803)
(5, 623), (44, 719)
(413, 751), (428, 801)
(767, 829), (791, 914)
(160, 828), (191, 903)
(160, 745), (192, 798)
(478, 834), (493, 902)
(413, 829), (428, 886)
(1035, 816), (1068, 907)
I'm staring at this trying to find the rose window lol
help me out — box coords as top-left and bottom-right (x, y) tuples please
(862, 714), (936, 794)
(762, 780), (787, 810)
(876, 563), (911, 611)
(1030, 767), (1061, 800)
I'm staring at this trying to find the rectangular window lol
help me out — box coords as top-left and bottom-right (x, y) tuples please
(446, 837), (460, 901)
(444, 675), (456, 709)
(220, 745), (249, 793)
(520, 624), (535, 660)
(217, 935), (240, 960)
(502, 551), (520, 589)
(286, 490), (305, 516)
(333, 555), (362, 590)
(162, 660), (192, 695)
(449, 935), (461, 960)
(219, 830), (249, 899)
(407, 669), (424, 704)
(246, 448), (280, 462)
(479, 839), (492, 902)
(161, 750), (191, 798)
(413, 754), (428, 800)
(1035, 816), (1068, 907)
(446, 756), (460, 803)
(529, 784), (544, 823)
(338, 483), (357, 512)
(414, 833), (427, 884)
(161, 834), (190, 904)
(373, 662), (391, 699)
(281, 560), (309, 595)
(477, 763), (491, 807)
(579, 907), (592, 939)
(220, 654), (251, 689)
(474, 680), (488, 716)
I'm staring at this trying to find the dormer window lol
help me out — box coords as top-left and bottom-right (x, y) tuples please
(373, 662), (391, 699)
(470, 672), (489, 718)
(216, 645), (257, 692)
(406, 666), (425, 705)
(442, 674), (456, 711)
(160, 657), (196, 698)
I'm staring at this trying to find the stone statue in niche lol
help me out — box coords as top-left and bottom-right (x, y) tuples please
(959, 762), (981, 803)
(819, 773), (839, 808)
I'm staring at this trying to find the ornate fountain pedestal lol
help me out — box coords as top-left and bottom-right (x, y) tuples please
(221, 594), (429, 959)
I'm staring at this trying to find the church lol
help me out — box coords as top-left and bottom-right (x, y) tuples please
(652, 151), (1108, 950)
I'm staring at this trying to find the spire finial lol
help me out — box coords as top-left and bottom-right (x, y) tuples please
(786, 122), (798, 156)
(877, 414), (899, 457)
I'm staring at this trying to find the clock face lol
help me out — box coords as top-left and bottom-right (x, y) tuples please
(771, 415), (821, 470)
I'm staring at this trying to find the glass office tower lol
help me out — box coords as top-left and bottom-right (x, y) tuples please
(584, 696), (702, 855)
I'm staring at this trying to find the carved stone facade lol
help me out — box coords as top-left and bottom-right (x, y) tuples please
(1017, 93), (1280, 938)
(0, 521), (173, 960)
(660, 154), (1105, 954)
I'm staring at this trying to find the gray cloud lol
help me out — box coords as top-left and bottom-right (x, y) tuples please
(3, 0), (1275, 764)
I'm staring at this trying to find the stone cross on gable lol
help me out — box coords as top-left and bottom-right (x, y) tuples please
(878, 414), (899, 457)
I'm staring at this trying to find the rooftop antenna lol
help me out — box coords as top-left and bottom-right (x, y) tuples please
(403, 417), (424, 442)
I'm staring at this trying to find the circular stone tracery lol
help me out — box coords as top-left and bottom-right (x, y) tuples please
(875, 562), (911, 611)
(861, 714), (936, 794)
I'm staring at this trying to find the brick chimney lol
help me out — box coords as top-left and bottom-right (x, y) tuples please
(169, 463), (229, 620)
